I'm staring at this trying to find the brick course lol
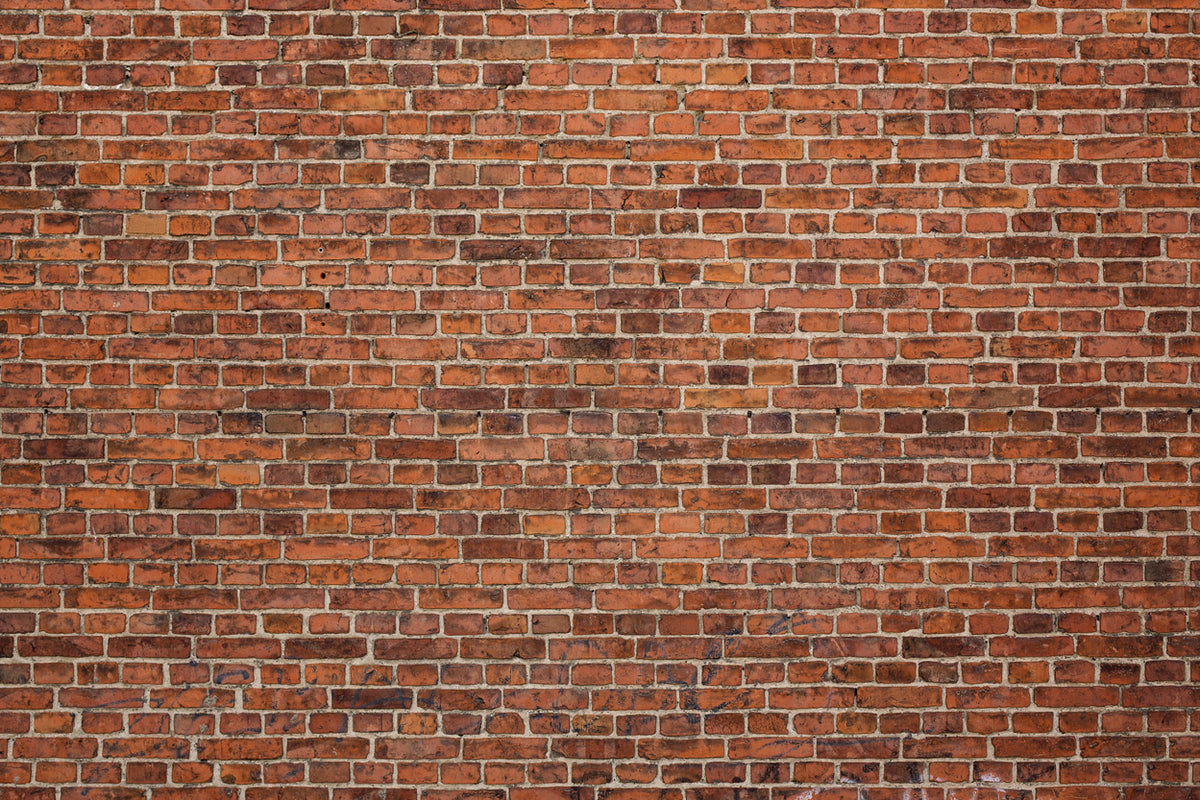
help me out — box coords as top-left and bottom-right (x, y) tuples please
(2, 0), (1200, 797)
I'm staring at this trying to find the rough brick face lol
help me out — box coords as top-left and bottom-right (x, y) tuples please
(2, 0), (1200, 797)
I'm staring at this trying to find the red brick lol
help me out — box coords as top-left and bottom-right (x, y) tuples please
(1, 5), (1192, 796)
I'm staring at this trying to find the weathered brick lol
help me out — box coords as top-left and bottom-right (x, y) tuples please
(0, 3), (1193, 796)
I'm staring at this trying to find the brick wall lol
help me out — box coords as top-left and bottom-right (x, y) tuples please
(2, 0), (1200, 797)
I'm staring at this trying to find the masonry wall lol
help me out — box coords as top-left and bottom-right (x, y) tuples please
(2, 0), (1200, 797)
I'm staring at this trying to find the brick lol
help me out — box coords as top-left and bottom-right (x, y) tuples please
(0, 5), (1193, 797)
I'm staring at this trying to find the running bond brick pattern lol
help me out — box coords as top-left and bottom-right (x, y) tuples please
(1, 0), (1200, 798)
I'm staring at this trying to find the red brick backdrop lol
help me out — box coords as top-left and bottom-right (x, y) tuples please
(2, 0), (1199, 797)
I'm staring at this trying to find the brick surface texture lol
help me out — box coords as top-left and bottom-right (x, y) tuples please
(2, 0), (1200, 797)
